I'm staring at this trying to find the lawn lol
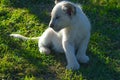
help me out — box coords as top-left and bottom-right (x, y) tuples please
(0, 0), (120, 80)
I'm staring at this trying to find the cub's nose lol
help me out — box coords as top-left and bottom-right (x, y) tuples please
(49, 23), (54, 28)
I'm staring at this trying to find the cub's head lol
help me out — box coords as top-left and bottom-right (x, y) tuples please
(49, 1), (76, 31)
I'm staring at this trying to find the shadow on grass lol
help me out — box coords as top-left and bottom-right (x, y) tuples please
(9, 0), (54, 24)
(80, 52), (120, 80)
(0, 0), (54, 25)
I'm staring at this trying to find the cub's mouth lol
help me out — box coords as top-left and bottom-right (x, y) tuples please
(50, 27), (61, 32)
(49, 22), (65, 32)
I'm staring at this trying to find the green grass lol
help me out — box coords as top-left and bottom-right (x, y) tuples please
(0, 0), (120, 80)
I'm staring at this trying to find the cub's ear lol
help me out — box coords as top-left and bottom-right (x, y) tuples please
(55, 0), (69, 4)
(55, 0), (62, 4)
(62, 3), (76, 16)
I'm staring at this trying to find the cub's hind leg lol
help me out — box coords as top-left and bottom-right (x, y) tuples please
(38, 28), (56, 54)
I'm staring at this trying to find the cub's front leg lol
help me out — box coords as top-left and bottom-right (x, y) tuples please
(76, 36), (90, 63)
(62, 40), (80, 70)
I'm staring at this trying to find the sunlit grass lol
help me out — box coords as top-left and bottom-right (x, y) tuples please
(0, 0), (120, 80)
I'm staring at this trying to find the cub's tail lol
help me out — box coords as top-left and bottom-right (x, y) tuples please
(10, 34), (39, 40)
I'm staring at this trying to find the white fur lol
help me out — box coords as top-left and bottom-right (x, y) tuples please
(10, 34), (39, 40)
(39, 1), (91, 70)
(10, 1), (91, 70)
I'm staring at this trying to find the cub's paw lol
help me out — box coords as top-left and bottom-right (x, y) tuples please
(66, 62), (80, 70)
(77, 55), (89, 63)
(39, 47), (51, 55)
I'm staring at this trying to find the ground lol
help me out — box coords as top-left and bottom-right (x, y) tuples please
(0, 0), (120, 80)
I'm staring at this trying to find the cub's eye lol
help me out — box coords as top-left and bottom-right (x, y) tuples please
(55, 16), (60, 19)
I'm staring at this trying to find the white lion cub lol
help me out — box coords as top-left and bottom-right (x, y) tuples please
(10, 0), (91, 70)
